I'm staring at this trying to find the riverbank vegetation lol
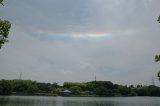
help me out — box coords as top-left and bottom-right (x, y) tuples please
(0, 79), (160, 96)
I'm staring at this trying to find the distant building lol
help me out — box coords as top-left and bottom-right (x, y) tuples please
(60, 90), (71, 96)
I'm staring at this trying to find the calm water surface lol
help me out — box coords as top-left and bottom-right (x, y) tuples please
(0, 96), (160, 106)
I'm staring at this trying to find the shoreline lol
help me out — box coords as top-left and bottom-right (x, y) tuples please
(2, 94), (160, 97)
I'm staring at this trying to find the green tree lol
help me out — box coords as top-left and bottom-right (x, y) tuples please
(0, 0), (4, 5)
(118, 86), (130, 96)
(158, 16), (160, 23)
(155, 51), (160, 80)
(94, 86), (112, 96)
(27, 85), (38, 94)
(155, 55), (160, 62)
(69, 86), (82, 95)
(0, 80), (12, 95)
(0, 0), (11, 49)
(155, 16), (160, 80)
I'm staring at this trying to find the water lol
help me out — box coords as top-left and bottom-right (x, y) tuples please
(0, 96), (160, 106)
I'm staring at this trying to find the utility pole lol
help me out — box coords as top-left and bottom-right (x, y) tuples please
(152, 77), (155, 85)
(95, 74), (96, 82)
(19, 72), (22, 80)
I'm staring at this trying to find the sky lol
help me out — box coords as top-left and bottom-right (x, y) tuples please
(0, 0), (160, 85)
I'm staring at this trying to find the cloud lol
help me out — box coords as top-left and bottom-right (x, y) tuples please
(0, 0), (160, 85)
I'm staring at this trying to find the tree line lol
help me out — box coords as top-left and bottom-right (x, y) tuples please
(0, 79), (160, 96)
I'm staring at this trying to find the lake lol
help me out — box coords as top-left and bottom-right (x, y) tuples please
(0, 96), (160, 106)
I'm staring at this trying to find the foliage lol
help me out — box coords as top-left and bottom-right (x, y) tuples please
(0, 80), (12, 95)
(118, 85), (130, 96)
(156, 16), (160, 80)
(129, 91), (137, 96)
(155, 55), (160, 62)
(158, 16), (160, 23)
(0, 0), (11, 49)
(1, 79), (160, 96)
(0, 0), (4, 5)
(94, 87), (112, 96)
(69, 86), (81, 95)
(155, 54), (160, 80)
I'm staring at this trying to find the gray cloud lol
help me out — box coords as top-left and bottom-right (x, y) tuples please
(0, 0), (160, 85)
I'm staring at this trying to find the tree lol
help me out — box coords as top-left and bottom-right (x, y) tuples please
(158, 16), (160, 23)
(0, 80), (12, 95)
(69, 86), (82, 95)
(118, 86), (130, 96)
(155, 55), (160, 62)
(94, 86), (112, 96)
(0, 0), (11, 49)
(0, 0), (4, 5)
(27, 85), (38, 94)
(156, 16), (160, 80)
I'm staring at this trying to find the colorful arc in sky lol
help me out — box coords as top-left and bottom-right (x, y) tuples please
(69, 32), (112, 38)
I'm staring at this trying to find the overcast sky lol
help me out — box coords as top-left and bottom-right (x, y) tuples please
(0, 0), (160, 85)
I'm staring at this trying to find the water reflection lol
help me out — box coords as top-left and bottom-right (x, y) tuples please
(63, 101), (115, 106)
(0, 96), (160, 106)
(0, 96), (56, 106)
(0, 97), (9, 105)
